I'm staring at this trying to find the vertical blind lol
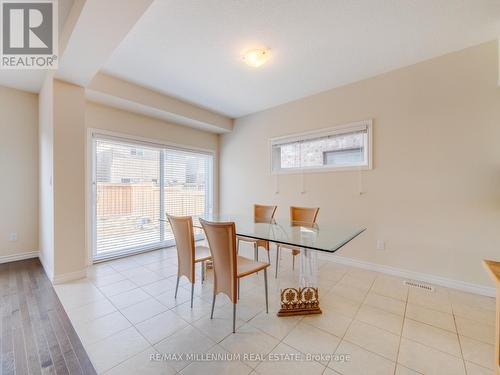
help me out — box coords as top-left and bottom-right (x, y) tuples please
(93, 135), (213, 259)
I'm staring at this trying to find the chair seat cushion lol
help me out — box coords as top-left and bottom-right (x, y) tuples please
(237, 236), (269, 249)
(194, 246), (212, 262)
(237, 256), (269, 278)
(279, 244), (301, 256)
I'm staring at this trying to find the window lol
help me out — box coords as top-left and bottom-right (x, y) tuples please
(271, 120), (372, 173)
(92, 133), (213, 260)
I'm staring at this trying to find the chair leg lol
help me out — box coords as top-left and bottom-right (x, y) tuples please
(210, 294), (216, 319)
(236, 238), (240, 254)
(201, 261), (205, 283)
(264, 268), (269, 314)
(237, 278), (240, 299)
(267, 247), (271, 263)
(174, 275), (180, 298)
(292, 254), (295, 270)
(275, 245), (280, 278)
(190, 282), (194, 308)
(232, 303), (236, 333)
(254, 242), (258, 262)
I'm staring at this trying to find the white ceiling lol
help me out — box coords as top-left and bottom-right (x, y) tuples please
(102, 0), (500, 118)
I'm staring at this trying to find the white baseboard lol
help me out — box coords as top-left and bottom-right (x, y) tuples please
(319, 253), (496, 297)
(52, 269), (87, 285)
(0, 251), (38, 264)
(36, 254), (86, 284)
(38, 254), (54, 281)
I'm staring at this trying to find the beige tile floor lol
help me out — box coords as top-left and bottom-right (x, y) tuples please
(54, 244), (496, 375)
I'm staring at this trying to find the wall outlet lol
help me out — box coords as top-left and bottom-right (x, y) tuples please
(376, 239), (385, 250)
(9, 232), (17, 242)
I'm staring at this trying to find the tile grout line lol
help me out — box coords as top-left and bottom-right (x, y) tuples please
(323, 271), (376, 371)
(63, 250), (496, 375)
(62, 251), (208, 373)
(348, 285), (457, 374)
(333, 273), (456, 372)
(187, 246), (283, 373)
(78, 257), (186, 366)
(30, 261), (96, 375)
(73, 280), (151, 372)
(93, 257), (258, 374)
(85, 269), (191, 373)
(402, 314), (457, 333)
(341, 287), (479, 363)
(392, 281), (409, 375)
(453, 302), (470, 375)
(47, 269), (95, 374)
(237, 247), (332, 371)
(379, 289), (473, 364)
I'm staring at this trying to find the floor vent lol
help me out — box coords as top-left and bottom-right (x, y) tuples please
(404, 280), (435, 292)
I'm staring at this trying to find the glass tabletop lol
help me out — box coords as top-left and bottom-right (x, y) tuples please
(191, 214), (366, 253)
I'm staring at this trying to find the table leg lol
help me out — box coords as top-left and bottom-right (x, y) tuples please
(277, 248), (322, 316)
(496, 286), (500, 375)
(299, 247), (318, 286)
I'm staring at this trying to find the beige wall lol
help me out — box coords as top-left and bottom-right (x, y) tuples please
(88, 73), (233, 133)
(53, 80), (86, 277)
(85, 101), (220, 213)
(35, 82), (220, 280)
(0, 86), (38, 260)
(220, 41), (500, 288)
(55, 85), (219, 276)
(86, 101), (219, 151)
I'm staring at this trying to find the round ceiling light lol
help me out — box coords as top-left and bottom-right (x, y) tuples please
(242, 48), (270, 68)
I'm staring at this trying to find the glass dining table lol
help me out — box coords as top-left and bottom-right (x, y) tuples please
(190, 214), (366, 316)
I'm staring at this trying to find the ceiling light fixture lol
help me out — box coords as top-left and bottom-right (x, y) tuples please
(242, 48), (270, 68)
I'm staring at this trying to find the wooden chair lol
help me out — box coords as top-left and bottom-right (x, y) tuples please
(200, 218), (270, 333)
(167, 214), (212, 308)
(236, 204), (277, 262)
(275, 206), (320, 278)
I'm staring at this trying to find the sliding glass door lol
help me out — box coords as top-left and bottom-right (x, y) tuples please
(91, 133), (213, 260)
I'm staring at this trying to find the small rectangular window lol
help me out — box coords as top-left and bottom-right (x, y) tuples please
(271, 120), (372, 173)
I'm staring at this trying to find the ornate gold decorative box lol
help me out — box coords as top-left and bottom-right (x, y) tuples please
(277, 287), (322, 316)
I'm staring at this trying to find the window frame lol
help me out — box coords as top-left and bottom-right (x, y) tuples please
(269, 120), (373, 174)
(86, 128), (215, 263)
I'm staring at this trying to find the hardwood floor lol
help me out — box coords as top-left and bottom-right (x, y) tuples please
(0, 258), (96, 375)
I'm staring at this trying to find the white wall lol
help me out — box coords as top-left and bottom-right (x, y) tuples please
(38, 76), (54, 277)
(220, 41), (500, 288)
(0, 86), (38, 262)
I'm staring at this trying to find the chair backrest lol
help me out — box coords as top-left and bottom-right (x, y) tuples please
(199, 218), (238, 303)
(254, 204), (277, 221)
(167, 214), (195, 283)
(290, 206), (320, 225)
